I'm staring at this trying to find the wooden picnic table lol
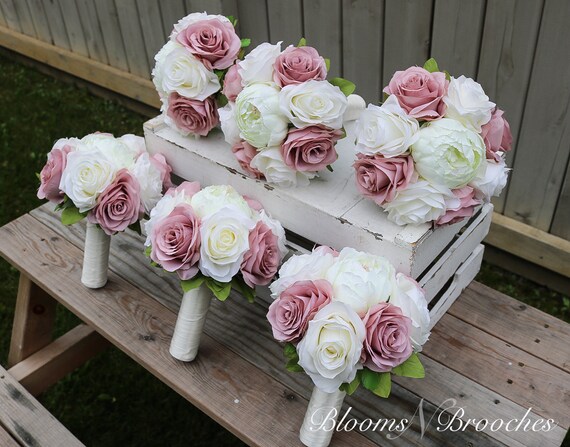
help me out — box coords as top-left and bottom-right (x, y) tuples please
(1, 204), (569, 447)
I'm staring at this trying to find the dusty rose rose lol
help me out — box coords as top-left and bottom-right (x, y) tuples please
(166, 93), (219, 136)
(481, 108), (512, 161)
(281, 125), (342, 172)
(362, 302), (413, 372)
(243, 195), (264, 212)
(241, 221), (280, 287)
(89, 169), (142, 235)
(383, 67), (448, 121)
(273, 46), (327, 87)
(222, 63), (243, 102)
(353, 153), (415, 205)
(267, 279), (333, 342)
(436, 186), (481, 226)
(37, 141), (74, 203)
(232, 140), (264, 179)
(150, 204), (201, 280)
(165, 181), (201, 198)
(315, 246), (339, 257)
(175, 18), (240, 70)
(149, 153), (174, 191)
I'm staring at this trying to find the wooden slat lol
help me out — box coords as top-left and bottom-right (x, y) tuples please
(266, 0), (303, 46)
(236, 0), (268, 47)
(0, 2), (6, 26)
(56, 0), (87, 56)
(342, 0), (383, 103)
(25, 0), (52, 44)
(0, 214), (375, 447)
(0, 0), (21, 31)
(0, 365), (84, 447)
(0, 425), (18, 447)
(158, 0), (185, 40)
(115, 0), (150, 78)
(187, 0), (222, 14)
(41, 0), (71, 50)
(94, 0), (129, 71)
(8, 324), (109, 396)
(74, 0), (108, 63)
(136, 0), (166, 73)
(551, 160), (570, 239)
(12, 0), (36, 37)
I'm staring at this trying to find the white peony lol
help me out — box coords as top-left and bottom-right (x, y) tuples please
(355, 96), (419, 157)
(235, 82), (288, 148)
(443, 76), (495, 131)
(118, 134), (146, 157)
(412, 118), (486, 189)
(218, 102), (241, 146)
(325, 247), (396, 316)
(199, 205), (256, 282)
(170, 12), (231, 40)
(143, 190), (190, 245)
(78, 133), (138, 170)
(383, 180), (460, 226)
(238, 41), (282, 85)
(469, 157), (510, 202)
(190, 184), (254, 219)
(258, 210), (288, 258)
(250, 147), (316, 188)
(297, 301), (365, 393)
(279, 80), (348, 129)
(131, 153), (163, 213)
(60, 150), (116, 212)
(390, 273), (430, 351)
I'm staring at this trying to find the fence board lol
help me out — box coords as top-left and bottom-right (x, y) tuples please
(136, 0), (165, 72)
(12, 0), (36, 37)
(57, 0), (87, 56)
(551, 163), (570, 239)
(115, 0), (150, 78)
(94, 0), (129, 71)
(266, 0), (303, 47)
(383, 0), (432, 89)
(26, 0), (52, 44)
(431, 0), (486, 79)
(342, 0), (383, 103)
(0, 0), (20, 31)
(186, 0), (222, 14)
(0, 4), (5, 26)
(41, 0), (70, 50)
(158, 0), (185, 39)
(237, 0), (268, 47)
(75, 0), (108, 63)
(504, 0), (570, 230)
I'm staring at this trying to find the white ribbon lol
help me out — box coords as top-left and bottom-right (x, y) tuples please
(81, 222), (111, 289)
(300, 386), (346, 447)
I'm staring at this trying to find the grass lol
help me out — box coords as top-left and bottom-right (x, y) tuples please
(0, 54), (568, 445)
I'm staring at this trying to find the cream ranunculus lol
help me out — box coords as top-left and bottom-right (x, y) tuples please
(325, 247), (396, 316)
(443, 76), (495, 131)
(383, 180), (460, 226)
(235, 83), (289, 148)
(279, 80), (348, 129)
(469, 157), (510, 202)
(190, 184), (254, 219)
(238, 42), (283, 85)
(131, 153), (163, 213)
(355, 95), (419, 157)
(199, 205), (256, 282)
(390, 273), (430, 351)
(218, 102), (241, 146)
(60, 150), (116, 212)
(412, 118), (486, 189)
(297, 301), (365, 393)
(250, 147), (316, 187)
(78, 133), (139, 170)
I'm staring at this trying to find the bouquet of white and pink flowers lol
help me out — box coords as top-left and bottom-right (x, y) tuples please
(267, 246), (430, 447)
(144, 182), (287, 361)
(353, 58), (512, 226)
(219, 38), (363, 187)
(37, 133), (173, 288)
(152, 12), (249, 137)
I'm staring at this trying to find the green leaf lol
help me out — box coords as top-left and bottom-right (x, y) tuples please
(297, 37), (306, 47)
(227, 15), (238, 27)
(286, 359), (304, 372)
(329, 77), (356, 96)
(339, 376), (360, 395)
(144, 245), (152, 257)
(36, 172), (41, 181)
(361, 369), (391, 398)
(180, 275), (205, 293)
(382, 92), (390, 102)
(423, 58), (440, 73)
(240, 38), (251, 48)
(326, 165), (334, 173)
(216, 93), (229, 108)
(283, 342), (298, 359)
(61, 206), (86, 225)
(444, 70), (451, 81)
(232, 276), (255, 303)
(391, 353), (425, 378)
(324, 58), (330, 71)
(205, 278), (232, 301)
(214, 69), (225, 82)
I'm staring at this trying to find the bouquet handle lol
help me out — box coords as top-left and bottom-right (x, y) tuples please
(300, 386), (346, 447)
(81, 222), (111, 289)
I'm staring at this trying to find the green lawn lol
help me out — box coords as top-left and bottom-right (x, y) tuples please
(0, 54), (568, 446)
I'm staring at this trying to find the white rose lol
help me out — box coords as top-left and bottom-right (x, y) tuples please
(218, 103), (241, 146)
(279, 80), (348, 129)
(390, 273), (430, 351)
(170, 12), (231, 40)
(199, 205), (256, 282)
(78, 133), (138, 170)
(412, 118), (486, 189)
(60, 150), (116, 212)
(469, 157), (510, 202)
(325, 247), (396, 316)
(443, 76), (495, 131)
(190, 184), (253, 219)
(143, 190), (191, 245)
(297, 301), (365, 393)
(383, 180), (459, 226)
(118, 134), (146, 157)
(258, 210), (288, 258)
(250, 147), (316, 188)
(235, 83), (288, 148)
(131, 153), (163, 213)
(152, 41), (182, 101)
(355, 96), (419, 157)
(238, 42), (282, 85)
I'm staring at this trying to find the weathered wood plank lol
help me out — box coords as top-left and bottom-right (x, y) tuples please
(57, 0), (88, 55)
(12, 0), (36, 37)
(25, 0), (52, 43)
(550, 160), (570, 239)
(115, 0), (150, 78)
(0, 0), (21, 31)
(74, 0), (108, 63)
(0, 2), (6, 26)
(158, 0), (185, 40)
(0, 425), (18, 447)
(236, 0), (268, 47)
(136, 0), (165, 73)
(94, 0), (129, 71)
(41, 0), (71, 50)
(266, 0), (303, 47)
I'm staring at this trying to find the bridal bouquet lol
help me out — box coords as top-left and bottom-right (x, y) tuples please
(37, 133), (172, 288)
(353, 58), (512, 226)
(219, 39), (359, 187)
(144, 183), (287, 361)
(152, 12), (249, 137)
(267, 246), (430, 447)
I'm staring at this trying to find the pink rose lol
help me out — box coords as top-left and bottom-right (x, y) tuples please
(243, 195), (264, 212)
(436, 186), (481, 226)
(232, 140), (264, 179)
(267, 279), (333, 342)
(362, 302), (413, 373)
(273, 46), (327, 87)
(383, 67), (448, 121)
(480, 108), (512, 161)
(165, 181), (201, 198)
(315, 246), (339, 257)
(89, 169), (143, 235)
(149, 153), (174, 191)
(222, 63), (243, 102)
(150, 204), (201, 280)
(241, 221), (281, 288)
(281, 125), (342, 172)
(37, 141), (74, 203)
(166, 93), (219, 137)
(353, 153), (415, 205)
(175, 18), (241, 70)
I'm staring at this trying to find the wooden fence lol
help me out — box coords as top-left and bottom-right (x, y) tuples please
(0, 0), (569, 277)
